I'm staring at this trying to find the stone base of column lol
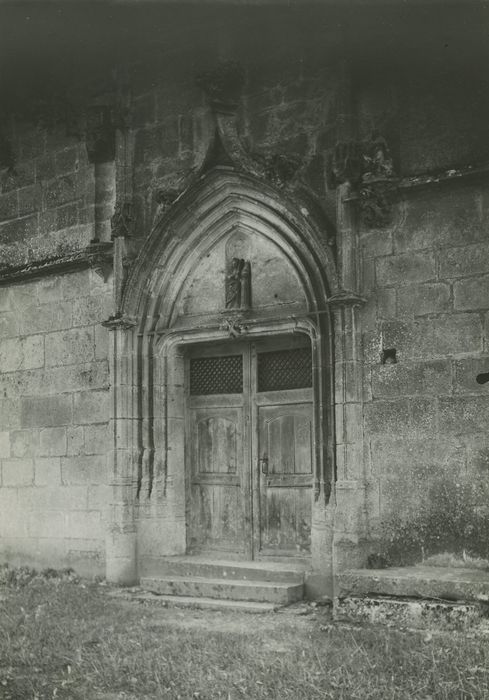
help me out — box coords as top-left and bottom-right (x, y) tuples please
(105, 531), (137, 585)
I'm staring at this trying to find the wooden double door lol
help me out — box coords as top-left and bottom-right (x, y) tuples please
(186, 336), (313, 560)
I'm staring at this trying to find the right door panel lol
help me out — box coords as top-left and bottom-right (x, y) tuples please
(257, 398), (313, 556)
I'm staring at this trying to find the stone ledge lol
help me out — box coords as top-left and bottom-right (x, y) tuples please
(336, 566), (489, 603)
(0, 242), (113, 287)
(334, 595), (489, 632)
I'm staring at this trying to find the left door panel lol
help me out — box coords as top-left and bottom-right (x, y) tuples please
(186, 350), (248, 555)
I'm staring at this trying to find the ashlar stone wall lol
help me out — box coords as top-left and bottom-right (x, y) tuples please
(361, 180), (489, 564)
(0, 268), (111, 575)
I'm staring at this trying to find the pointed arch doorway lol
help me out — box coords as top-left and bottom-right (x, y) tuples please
(107, 169), (339, 585)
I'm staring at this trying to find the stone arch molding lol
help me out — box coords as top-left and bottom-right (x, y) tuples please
(122, 168), (339, 328)
(106, 167), (341, 585)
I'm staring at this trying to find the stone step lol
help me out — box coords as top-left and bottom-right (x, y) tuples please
(140, 556), (308, 584)
(140, 575), (304, 605)
(335, 566), (489, 632)
(135, 592), (280, 613)
(336, 566), (489, 603)
(335, 595), (489, 632)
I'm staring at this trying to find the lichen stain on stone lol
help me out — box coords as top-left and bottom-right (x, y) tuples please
(375, 470), (489, 566)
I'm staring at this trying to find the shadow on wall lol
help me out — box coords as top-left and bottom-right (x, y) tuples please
(374, 470), (489, 568)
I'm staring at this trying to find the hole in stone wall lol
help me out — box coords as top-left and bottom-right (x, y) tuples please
(476, 372), (489, 385)
(381, 348), (397, 365)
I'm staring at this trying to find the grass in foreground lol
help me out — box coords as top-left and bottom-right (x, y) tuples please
(1, 570), (489, 699)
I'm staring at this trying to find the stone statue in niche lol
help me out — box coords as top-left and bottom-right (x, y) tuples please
(225, 257), (251, 309)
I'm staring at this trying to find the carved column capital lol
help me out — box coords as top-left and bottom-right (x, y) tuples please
(327, 290), (366, 310)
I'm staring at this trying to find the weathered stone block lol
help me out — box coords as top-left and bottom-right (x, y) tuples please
(27, 511), (66, 539)
(35, 276), (64, 304)
(454, 358), (489, 394)
(66, 511), (102, 540)
(375, 252), (436, 287)
(0, 190), (18, 220)
(371, 360), (451, 398)
(0, 432), (10, 458)
(2, 459), (34, 486)
(22, 335), (44, 370)
(67, 426), (84, 455)
(0, 288), (11, 312)
(55, 146), (79, 174)
(45, 176), (77, 208)
(376, 288), (396, 319)
(61, 270), (91, 300)
(409, 397), (438, 436)
(0, 338), (22, 373)
(88, 484), (111, 511)
(61, 455), (106, 485)
(360, 229), (393, 258)
(73, 390), (109, 425)
(18, 485), (87, 512)
(84, 423), (109, 454)
(382, 314), (482, 359)
(0, 312), (18, 339)
(439, 242), (489, 279)
(39, 427), (67, 456)
(34, 457), (61, 486)
(94, 324), (109, 361)
(397, 283), (451, 317)
(454, 276), (489, 311)
(364, 399), (410, 436)
(17, 183), (42, 216)
(72, 294), (113, 327)
(0, 215), (38, 244)
(0, 399), (21, 429)
(21, 395), (72, 427)
(45, 328), (94, 367)
(398, 188), (482, 252)
(10, 429), (38, 458)
(370, 436), (465, 476)
(439, 396), (489, 434)
(18, 302), (72, 335)
(466, 437), (489, 474)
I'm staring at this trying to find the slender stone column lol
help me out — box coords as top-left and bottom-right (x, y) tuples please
(105, 323), (139, 585)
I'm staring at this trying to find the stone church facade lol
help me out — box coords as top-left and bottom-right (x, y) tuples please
(0, 2), (488, 599)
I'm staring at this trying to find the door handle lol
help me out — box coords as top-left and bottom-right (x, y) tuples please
(259, 455), (269, 475)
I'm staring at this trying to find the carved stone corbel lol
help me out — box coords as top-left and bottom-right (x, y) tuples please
(85, 241), (113, 281)
(111, 198), (135, 239)
(219, 317), (249, 338)
(327, 132), (398, 229)
(102, 313), (137, 331)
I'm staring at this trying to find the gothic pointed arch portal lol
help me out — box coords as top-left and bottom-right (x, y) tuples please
(106, 168), (341, 592)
